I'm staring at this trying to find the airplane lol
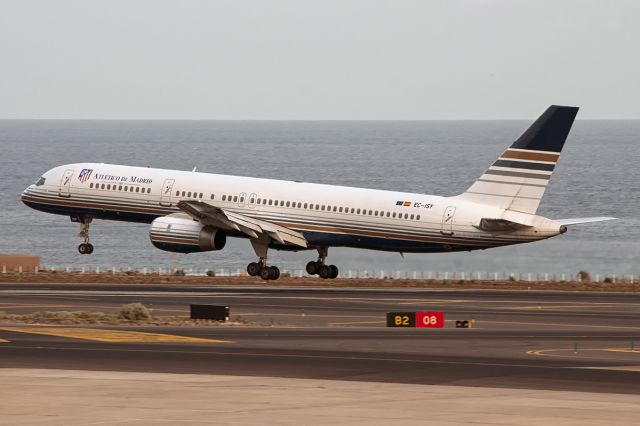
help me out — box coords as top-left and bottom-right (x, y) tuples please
(22, 105), (615, 280)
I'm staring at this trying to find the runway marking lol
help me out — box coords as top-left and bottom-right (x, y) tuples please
(0, 304), (73, 310)
(397, 300), (471, 305)
(0, 338), (9, 343)
(579, 365), (640, 372)
(481, 320), (640, 330)
(511, 304), (628, 310)
(0, 327), (229, 343)
(328, 320), (386, 326)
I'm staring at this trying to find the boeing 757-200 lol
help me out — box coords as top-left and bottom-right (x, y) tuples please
(22, 105), (614, 280)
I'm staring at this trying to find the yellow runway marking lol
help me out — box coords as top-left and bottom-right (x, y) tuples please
(0, 338), (10, 343)
(581, 366), (640, 372)
(0, 327), (229, 343)
(528, 348), (640, 362)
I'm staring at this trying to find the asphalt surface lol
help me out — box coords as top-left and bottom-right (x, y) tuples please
(1, 282), (640, 394)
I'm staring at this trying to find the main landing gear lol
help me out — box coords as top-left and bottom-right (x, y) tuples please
(306, 247), (339, 279)
(73, 216), (94, 255)
(246, 237), (280, 281)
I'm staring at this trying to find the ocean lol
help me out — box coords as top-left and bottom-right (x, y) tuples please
(1, 119), (638, 277)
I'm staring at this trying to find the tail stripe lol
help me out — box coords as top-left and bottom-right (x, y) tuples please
(483, 169), (551, 180)
(492, 159), (556, 171)
(501, 150), (559, 162)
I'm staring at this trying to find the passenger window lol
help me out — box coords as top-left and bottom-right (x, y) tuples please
(357, 209), (361, 214)
(315, 204), (320, 210)
(268, 200), (273, 206)
(404, 213), (408, 219)
(101, 184), (105, 189)
(297, 202), (302, 208)
(199, 193), (203, 198)
(119, 185), (123, 191)
(136, 187), (140, 193)
(339, 207), (343, 213)
(89, 183), (93, 189)
(410, 214), (414, 220)
(304, 203), (308, 209)
(392, 212), (396, 218)
(175, 190), (179, 196)
(240, 196), (244, 202)
(368, 210), (372, 215)
(222, 195), (226, 201)
(280, 201), (284, 206)
(386, 212), (390, 217)
(188, 192), (192, 197)
(321, 205), (325, 211)
(286, 201), (290, 207)
(130, 187), (135, 192)
(417, 214), (420, 220)
(107, 184), (111, 190)
(123, 185), (127, 191)
(233, 196), (238, 202)
(211, 194), (215, 199)
(181, 191), (185, 197)
(257, 198), (261, 204)
(350, 208), (354, 213)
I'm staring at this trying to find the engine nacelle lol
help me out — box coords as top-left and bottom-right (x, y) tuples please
(149, 214), (226, 253)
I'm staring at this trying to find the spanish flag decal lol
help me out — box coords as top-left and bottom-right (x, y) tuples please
(403, 201), (411, 207)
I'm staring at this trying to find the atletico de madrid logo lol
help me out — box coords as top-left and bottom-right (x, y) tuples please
(78, 168), (93, 183)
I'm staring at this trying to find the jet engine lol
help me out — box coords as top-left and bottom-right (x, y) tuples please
(149, 214), (226, 253)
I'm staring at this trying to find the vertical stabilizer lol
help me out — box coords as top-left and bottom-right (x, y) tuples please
(457, 105), (579, 214)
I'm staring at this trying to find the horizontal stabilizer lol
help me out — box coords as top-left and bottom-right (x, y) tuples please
(554, 217), (617, 225)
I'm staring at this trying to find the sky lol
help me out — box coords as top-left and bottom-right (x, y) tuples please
(1, 0), (639, 119)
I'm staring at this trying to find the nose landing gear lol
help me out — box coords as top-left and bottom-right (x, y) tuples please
(74, 216), (94, 255)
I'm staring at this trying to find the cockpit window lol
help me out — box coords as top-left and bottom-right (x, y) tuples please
(35, 177), (46, 186)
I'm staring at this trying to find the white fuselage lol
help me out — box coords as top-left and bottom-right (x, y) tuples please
(22, 163), (564, 253)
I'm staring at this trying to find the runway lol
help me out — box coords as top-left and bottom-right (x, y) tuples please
(1, 283), (639, 394)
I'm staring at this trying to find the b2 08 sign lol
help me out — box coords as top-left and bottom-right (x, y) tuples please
(386, 312), (444, 328)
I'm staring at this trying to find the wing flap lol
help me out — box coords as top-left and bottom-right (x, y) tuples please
(177, 200), (307, 248)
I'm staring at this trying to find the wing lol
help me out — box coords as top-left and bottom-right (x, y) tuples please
(554, 217), (617, 226)
(177, 200), (307, 248)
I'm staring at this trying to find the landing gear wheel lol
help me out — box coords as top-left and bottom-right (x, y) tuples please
(260, 267), (272, 281)
(247, 262), (261, 276)
(78, 243), (88, 254)
(319, 264), (332, 279)
(306, 261), (320, 275)
(269, 266), (280, 280)
(329, 265), (339, 279)
(85, 243), (94, 254)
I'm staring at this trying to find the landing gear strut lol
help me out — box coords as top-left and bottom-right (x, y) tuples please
(74, 216), (94, 255)
(306, 247), (339, 279)
(246, 236), (280, 280)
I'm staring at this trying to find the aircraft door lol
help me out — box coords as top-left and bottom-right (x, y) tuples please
(58, 169), (74, 197)
(440, 206), (456, 235)
(239, 192), (247, 207)
(248, 193), (257, 209)
(160, 179), (175, 207)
